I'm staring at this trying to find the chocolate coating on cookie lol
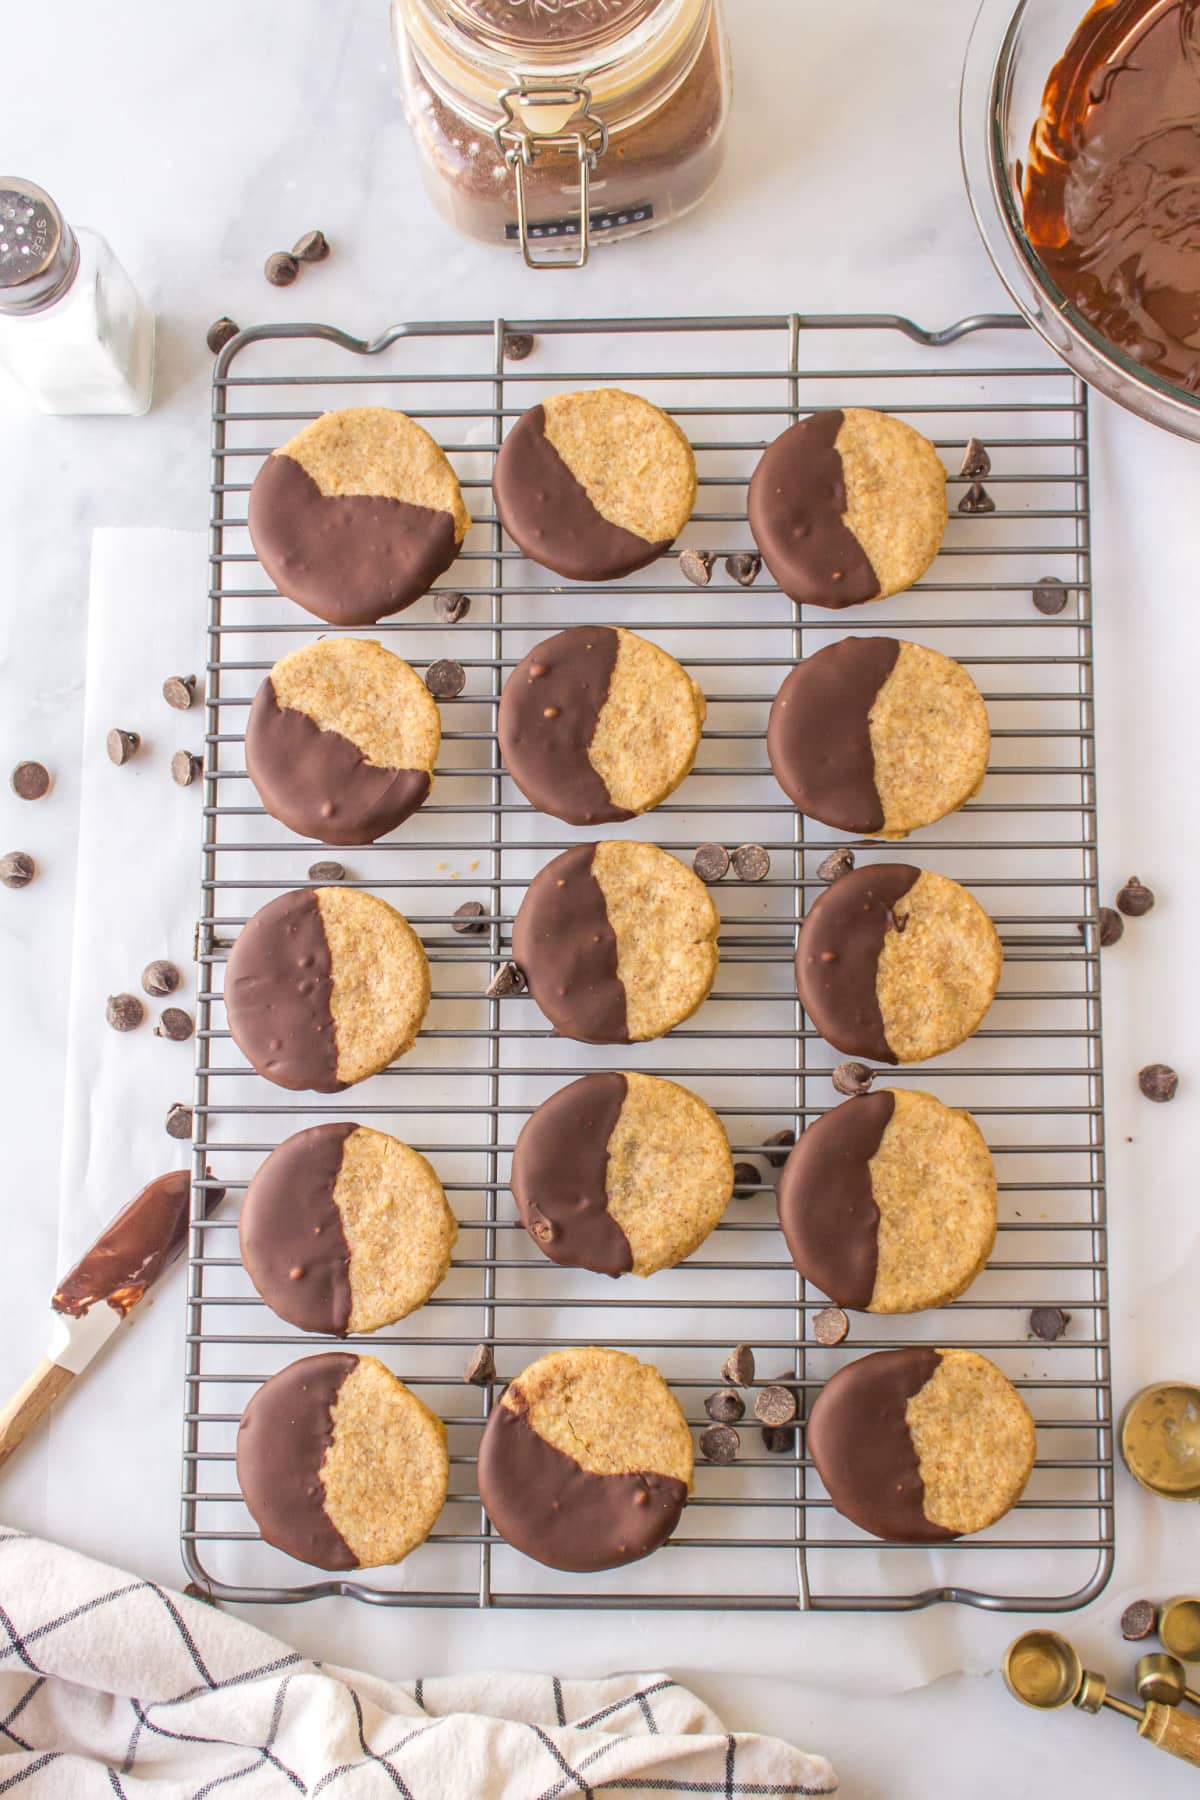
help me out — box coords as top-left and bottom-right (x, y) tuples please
(777, 1092), (894, 1308)
(795, 863), (919, 1062)
(240, 1123), (356, 1334)
(748, 411), (881, 609)
(224, 889), (344, 1092)
(494, 405), (669, 583)
(498, 627), (632, 826)
(511, 843), (628, 1044)
(236, 1352), (359, 1568)
(768, 637), (901, 833)
(511, 1073), (632, 1276)
(246, 679), (431, 845)
(476, 1396), (687, 1572)
(806, 1347), (955, 1543)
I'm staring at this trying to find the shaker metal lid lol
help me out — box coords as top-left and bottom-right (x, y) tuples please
(446, 0), (658, 50)
(0, 178), (78, 314)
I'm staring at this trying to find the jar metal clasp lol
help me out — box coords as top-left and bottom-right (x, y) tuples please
(494, 83), (609, 269)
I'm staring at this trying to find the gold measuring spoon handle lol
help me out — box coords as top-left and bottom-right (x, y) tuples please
(1138, 1701), (1200, 1768)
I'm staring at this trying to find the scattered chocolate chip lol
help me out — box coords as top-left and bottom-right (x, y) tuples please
(761, 1424), (796, 1455)
(959, 437), (992, 479)
(425, 658), (466, 699)
(692, 842), (730, 884)
(721, 1344), (755, 1387)
(503, 331), (535, 361)
(724, 551), (762, 586)
(763, 1128), (794, 1169)
(106, 728), (140, 766)
(142, 959), (181, 997)
(487, 960), (527, 999)
(705, 1389), (745, 1424)
(732, 1161), (761, 1191)
(832, 1060), (875, 1097)
(433, 589), (471, 624)
(452, 900), (488, 935)
(754, 1385), (797, 1427)
(155, 1007), (194, 1042)
(1121, 1599), (1158, 1642)
(463, 1343), (496, 1385)
(106, 993), (145, 1032)
(307, 860), (345, 882)
(817, 846), (855, 883)
(1139, 1063), (1179, 1103)
(292, 228), (330, 263)
(0, 851), (35, 889)
(1098, 906), (1124, 946)
(958, 482), (995, 514)
(205, 317), (239, 355)
(264, 250), (299, 287)
(1033, 575), (1069, 615)
(732, 843), (770, 882)
(1116, 876), (1155, 917)
(813, 1305), (849, 1346)
(1029, 1305), (1070, 1341)
(182, 1580), (219, 1608)
(171, 750), (202, 788)
(699, 1424), (740, 1464)
(165, 1102), (192, 1140)
(10, 761), (50, 801)
(679, 548), (715, 587)
(162, 675), (197, 711)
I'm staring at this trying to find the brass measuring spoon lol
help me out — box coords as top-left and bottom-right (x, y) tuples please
(1137, 1653), (1200, 1711)
(1162, 1598), (1200, 1665)
(1003, 1630), (1200, 1768)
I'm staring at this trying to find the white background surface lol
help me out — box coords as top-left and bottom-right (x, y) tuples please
(0, 2), (1197, 1794)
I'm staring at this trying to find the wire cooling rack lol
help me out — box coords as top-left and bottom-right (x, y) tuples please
(183, 312), (1112, 1613)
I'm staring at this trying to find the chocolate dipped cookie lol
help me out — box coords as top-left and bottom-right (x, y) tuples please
(748, 408), (947, 609)
(245, 638), (441, 845)
(493, 388), (696, 582)
(512, 1072), (733, 1277)
(767, 637), (989, 836)
(807, 1346), (1036, 1542)
(795, 863), (1001, 1063)
(476, 1347), (693, 1572)
(511, 840), (720, 1044)
(499, 626), (706, 826)
(240, 1123), (457, 1335)
(236, 1352), (448, 1569)
(224, 887), (430, 1092)
(247, 406), (470, 625)
(777, 1090), (996, 1312)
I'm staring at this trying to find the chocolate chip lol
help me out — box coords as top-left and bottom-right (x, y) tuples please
(171, 751), (202, 788)
(1116, 876), (1155, 917)
(724, 551), (762, 587)
(1098, 906), (1124, 946)
(1029, 1305), (1070, 1341)
(958, 482), (995, 514)
(705, 1389), (745, 1424)
(106, 993), (145, 1032)
(1121, 1599), (1158, 1642)
(142, 959), (181, 997)
(162, 675), (196, 711)
(206, 317), (239, 355)
(307, 860), (345, 882)
(679, 548), (715, 587)
(1033, 575), (1069, 615)
(692, 842), (730, 884)
(0, 851), (35, 889)
(10, 761), (50, 801)
(1139, 1063), (1179, 1103)
(754, 1385), (797, 1427)
(959, 437), (992, 479)
(291, 229), (330, 263)
(106, 728), (140, 766)
(425, 658), (466, 699)
(463, 1343), (496, 1385)
(699, 1424), (740, 1464)
(731, 843), (770, 882)
(817, 846), (855, 883)
(452, 900), (488, 935)
(763, 1128), (794, 1169)
(165, 1101), (192, 1140)
(502, 331), (535, 361)
(732, 1161), (761, 1192)
(433, 590), (471, 624)
(721, 1344), (755, 1387)
(832, 1060), (875, 1097)
(813, 1305), (849, 1346)
(182, 1580), (219, 1608)
(486, 960), (527, 999)
(155, 1007), (194, 1042)
(264, 250), (299, 286)
(761, 1424), (796, 1455)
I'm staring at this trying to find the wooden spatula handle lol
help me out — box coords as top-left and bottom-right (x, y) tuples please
(0, 1359), (75, 1469)
(1141, 1700), (1200, 1767)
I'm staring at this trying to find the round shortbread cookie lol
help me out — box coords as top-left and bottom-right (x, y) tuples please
(777, 1090), (996, 1311)
(511, 1072), (733, 1277)
(499, 626), (706, 826)
(240, 1122), (458, 1334)
(807, 1346), (1036, 1542)
(476, 1346), (693, 1572)
(511, 840), (720, 1044)
(245, 637), (441, 845)
(768, 637), (989, 837)
(236, 1352), (449, 1569)
(794, 863), (1001, 1063)
(247, 406), (470, 625)
(748, 408), (947, 609)
(225, 887), (430, 1092)
(493, 388), (697, 582)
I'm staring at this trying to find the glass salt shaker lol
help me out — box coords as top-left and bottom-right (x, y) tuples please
(0, 178), (155, 415)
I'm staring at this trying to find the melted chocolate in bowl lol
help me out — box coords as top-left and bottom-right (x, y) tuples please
(1022, 0), (1200, 390)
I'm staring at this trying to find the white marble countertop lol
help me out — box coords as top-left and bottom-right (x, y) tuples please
(1, 1), (1198, 1793)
